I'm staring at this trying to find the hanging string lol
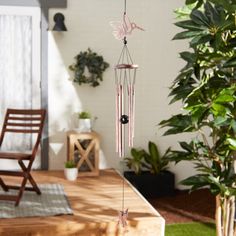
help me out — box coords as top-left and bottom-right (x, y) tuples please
(113, 0), (142, 230)
(121, 3), (127, 207)
(124, 0), (126, 15)
(120, 0), (128, 228)
(116, 0), (137, 231)
(123, 0), (127, 46)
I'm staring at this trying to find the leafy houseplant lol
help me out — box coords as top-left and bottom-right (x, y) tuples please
(124, 141), (175, 198)
(125, 148), (146, 175)
(64, 160), (78, 181)
(160, 1), (236, 235)
(143, 141), (170, 174)
(69, 48), (109, 87)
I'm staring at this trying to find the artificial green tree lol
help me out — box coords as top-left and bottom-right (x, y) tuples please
(160, 1), (236, 235)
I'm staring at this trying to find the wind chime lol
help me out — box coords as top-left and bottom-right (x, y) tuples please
(110, 0), (144, 231)
(115, 43), (137, 158)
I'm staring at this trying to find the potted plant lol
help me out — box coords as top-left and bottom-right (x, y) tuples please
(124, 141), (175, 198)
(78, 111), (92, 132)
(160, 1), (236, 235)
(64, 160), (78, 181)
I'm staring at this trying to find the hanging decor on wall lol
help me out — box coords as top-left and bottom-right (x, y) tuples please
(110, 0), (144, 231)
(69, 48), (109, 87)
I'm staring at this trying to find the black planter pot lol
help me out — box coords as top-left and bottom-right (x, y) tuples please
(124, 170), (175, 198)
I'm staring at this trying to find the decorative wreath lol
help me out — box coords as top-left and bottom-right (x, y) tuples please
(69, 48), (109, 87)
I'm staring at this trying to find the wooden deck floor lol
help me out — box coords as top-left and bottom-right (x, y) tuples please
(0, 169), (165, 236)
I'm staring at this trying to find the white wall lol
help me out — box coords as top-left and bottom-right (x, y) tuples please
(48, 0), (196, 189)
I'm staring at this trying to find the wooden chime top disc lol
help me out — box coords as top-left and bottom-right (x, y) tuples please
(115, 64), (138, 69)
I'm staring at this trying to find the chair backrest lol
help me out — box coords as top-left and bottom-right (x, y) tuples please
(0, 109), (46, 156)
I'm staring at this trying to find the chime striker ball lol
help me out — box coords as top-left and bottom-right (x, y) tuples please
(120, 115), (129, 124)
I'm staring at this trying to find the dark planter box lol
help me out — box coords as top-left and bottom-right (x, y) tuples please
(124, 170), (175, 198)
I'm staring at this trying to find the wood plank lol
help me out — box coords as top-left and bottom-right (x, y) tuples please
(0, 195), (17, 202)
(0, 169), (165, 236)
(6, 123), (40, 127)
(0, 0), (67, 8)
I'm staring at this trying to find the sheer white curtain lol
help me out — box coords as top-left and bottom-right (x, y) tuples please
(0, 15), (32, 151)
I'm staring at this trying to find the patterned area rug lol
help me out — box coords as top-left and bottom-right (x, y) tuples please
(0, 184), (73, 218)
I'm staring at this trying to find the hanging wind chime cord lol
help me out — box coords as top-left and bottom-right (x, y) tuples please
(122, 0), (126, 213)
(117, 0), (138, 230)
(115, 0), (141, 229)
(124, 0), (127, 15)
(124, 0), (127, 46)
(122, 0), (127, 218)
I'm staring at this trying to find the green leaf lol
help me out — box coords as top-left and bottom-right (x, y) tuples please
(227, 138), (236, 150)
(174, 5), (196, 19)
(212, 161), (222, 176)
(148, 141), (160, 164)
(214, 87), (236, 103)
(185, 103), (207, 124)
(180, 51), (196, 62)
(169, 83), (195, 104)
(125, 148), (146, 174)
(208, 176), (227, 193)
(227, 187), (236, 197)
(175, 20), (207, 31)
(215, 94), (235, 103)
(180, 175), (209, 187)
(230, 120), (236, 133)
(223, 57), (236, 68)
(172, 68), (194, 85)
(190, 34), (212, 46)
(213, 116), (228, 126)
(204, 2), (221, 25)
(166, 150), (194, 163)
(211, 103), (227, 116)
(131, 148), (144, 161)
(186, 0), (198, 5)
(179, 141), (193, 153)
(190, 9), (210, 27)
(207, 0), (234, 13)
(173, 30), (203, 40)
(160, 114), (194, 135)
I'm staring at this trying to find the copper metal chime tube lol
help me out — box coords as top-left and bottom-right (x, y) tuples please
(115, 59), (138, 157)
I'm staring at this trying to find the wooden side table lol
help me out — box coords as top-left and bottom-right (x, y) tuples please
(67, 131), (100, 177)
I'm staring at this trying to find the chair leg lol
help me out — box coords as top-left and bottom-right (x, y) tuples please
(18, 160), (41, 194)
(15, 176), (28, 207)
(28, 173), (41, 195)
(0, 160), (42, 206)
(0, 177), (8, 192)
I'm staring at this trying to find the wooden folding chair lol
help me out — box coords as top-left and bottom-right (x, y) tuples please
(0, 109), (46, 206)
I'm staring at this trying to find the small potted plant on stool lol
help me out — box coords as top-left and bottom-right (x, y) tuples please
(78, 111), (92, 132)
(64, 160), (78, 181)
